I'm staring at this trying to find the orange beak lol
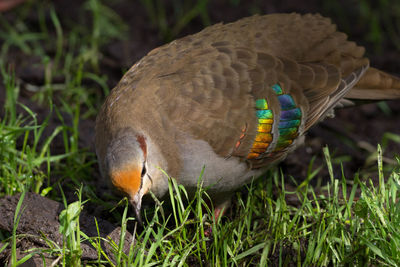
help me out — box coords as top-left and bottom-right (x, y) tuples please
(111, 168), (143, 223)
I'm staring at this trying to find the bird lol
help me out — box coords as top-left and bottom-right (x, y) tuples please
(95, 13), (400, 222)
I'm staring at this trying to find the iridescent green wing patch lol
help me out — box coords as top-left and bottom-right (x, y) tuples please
(247, 84), (302, 160)
(273, 92), (302, 152)
(247, 99), (273, 159)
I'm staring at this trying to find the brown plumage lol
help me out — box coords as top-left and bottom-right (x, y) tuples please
(95, 13), (400, 221)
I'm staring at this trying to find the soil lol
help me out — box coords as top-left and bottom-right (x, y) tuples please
(0, 0), (399, 266)
(0, 193), (133, 265)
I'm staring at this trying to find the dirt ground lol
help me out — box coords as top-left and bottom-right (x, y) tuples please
(0, 0), (399, 265)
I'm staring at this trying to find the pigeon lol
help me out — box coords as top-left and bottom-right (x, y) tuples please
(95, 13), (400, 221)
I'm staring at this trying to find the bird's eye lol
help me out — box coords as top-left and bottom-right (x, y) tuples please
(141, 163), (147, 178)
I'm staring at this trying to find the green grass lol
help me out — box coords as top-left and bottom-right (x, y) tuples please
(139, 0), (211, 41)
(1, 0), (400, 266)
(35, 147), (399, 266)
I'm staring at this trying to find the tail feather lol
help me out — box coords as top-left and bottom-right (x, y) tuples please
(345, 67), (400, 100)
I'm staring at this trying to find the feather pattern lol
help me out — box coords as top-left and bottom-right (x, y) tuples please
(96, 13), (400, 179)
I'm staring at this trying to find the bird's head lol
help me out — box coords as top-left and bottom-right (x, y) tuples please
(100, 129), (159, 223)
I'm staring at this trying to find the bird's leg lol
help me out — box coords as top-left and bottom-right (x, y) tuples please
(213, 198), (231, 223)
(204, 198), (231, 237)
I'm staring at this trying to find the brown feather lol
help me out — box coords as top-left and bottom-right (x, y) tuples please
(96, 13), (400, 175)
(346, 68), (400, 99)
